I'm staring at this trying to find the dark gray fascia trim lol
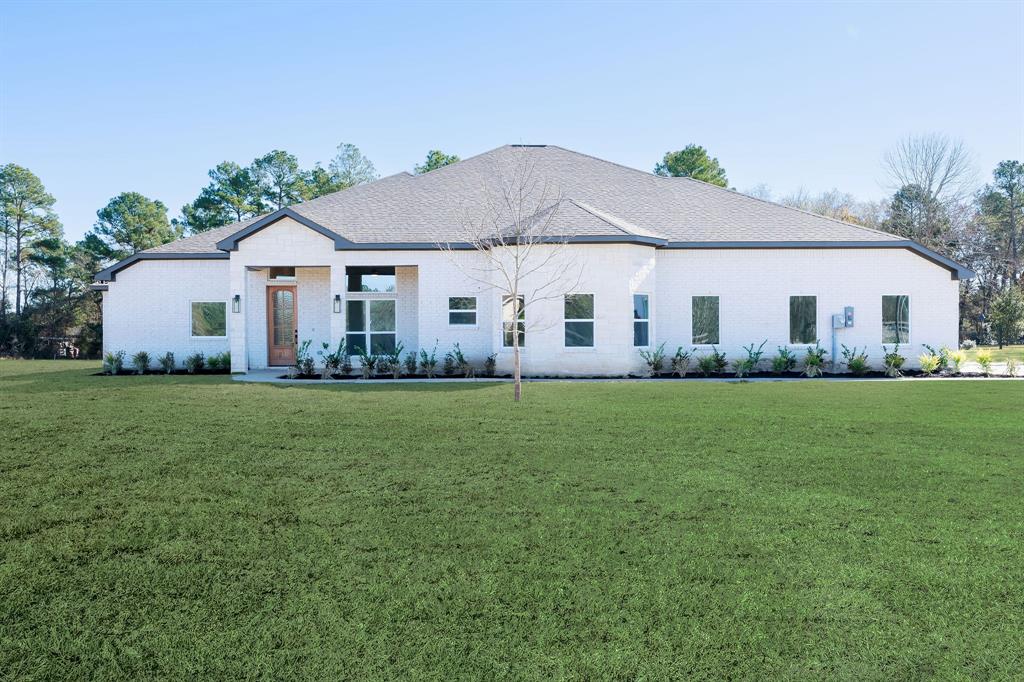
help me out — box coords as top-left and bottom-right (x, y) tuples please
(94, 252), (228, 282)
(216, 208), (344, 251)
(89, 284), (109, 292)
(663, 240), (974, 280)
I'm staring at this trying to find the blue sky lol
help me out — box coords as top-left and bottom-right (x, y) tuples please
(2, 1), (1021, 241)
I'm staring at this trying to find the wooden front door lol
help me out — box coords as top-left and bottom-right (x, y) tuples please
(267, 286), (297, 366)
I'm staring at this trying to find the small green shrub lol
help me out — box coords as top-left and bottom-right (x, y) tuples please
(131, 351), (150, 375)
(732, 358), (751, 378)
(671, 347), (691, 377)
(403, 351), (418, 376)
(449, 343), (473, 378)
(442, 351), (455, 376)
(383, 341), (405, 379)
(207, 352), (230, 371)
(918, 353), (941, 376)
(771, 347), (798, 374)
(357, 347), (377, 379)
(184, 352), (205, 374)
(976, 349), (994, 377)
(484, 353), (497, 377)
(882, 344), (905, 378)
(419, 342), (439, 378)
(841, 345), (869, 376)
(1006, 357), (1019, 377)
(158, 352), (175, 374)
(295, 340), (315, 376)
(638, 342), (666, 376)
(735, 340), (767, 377)
(923, 344), (949, 373)
(802, 344), (827, 378)
(319, 339), (348, 379)
(697, 347), (727, 376)
(103, 350), (125, 375)
(949, 349), (967, 375)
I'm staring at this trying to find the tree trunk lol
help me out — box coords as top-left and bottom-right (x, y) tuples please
(513, 297), (522, 402)
(14, 221), (22, 317)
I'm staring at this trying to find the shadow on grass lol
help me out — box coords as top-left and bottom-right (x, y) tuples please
(256, 379), (503, 394)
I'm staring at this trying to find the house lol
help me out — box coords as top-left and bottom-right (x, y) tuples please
(93, 145), (972, 375)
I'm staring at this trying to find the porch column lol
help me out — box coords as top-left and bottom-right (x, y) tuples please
(229, 259), (247, 372)
(329, 258), (346, 352)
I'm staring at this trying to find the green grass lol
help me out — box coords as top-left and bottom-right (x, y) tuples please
(965, 344), (1024, 362)
(1, 360), (1022, 680)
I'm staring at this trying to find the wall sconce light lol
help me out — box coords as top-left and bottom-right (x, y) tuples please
(333, 294), (342, 313)
(232, 294), (241, 313)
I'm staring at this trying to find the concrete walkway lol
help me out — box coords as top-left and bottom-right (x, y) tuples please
(234, 367), (1021, 385)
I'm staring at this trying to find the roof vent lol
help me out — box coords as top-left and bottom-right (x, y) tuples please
(509, 144), (547, 147)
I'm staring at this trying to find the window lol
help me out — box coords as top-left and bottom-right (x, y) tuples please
(692, 296), (719, 344)
(564, 294), (595, 347)
(268, 267), (295, 281)
(346, 266), (396, 293)
(882, 295), (910, 343)
(448, 297), (477, 326)
(502, 295), (525, 347)
(789, 296), (817, 344)
(633, 294), (650, 347)
(345, 299), (396, 354)
(191, 301), (226, 337)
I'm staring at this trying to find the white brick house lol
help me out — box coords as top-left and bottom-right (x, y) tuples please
(94, 145), (972, 375)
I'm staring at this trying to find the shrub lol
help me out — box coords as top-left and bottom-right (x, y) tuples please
(960, 339), (977, 350)
(103, 350), (125, 375)
(403, 351), (418, 376)
(976, 349), (994, 377)
(771, 347), (798, 374)
(184, 352), (205, 374)
(949, 349), (967, 375)
(732, 358), (751, 379)
(449, 343), (474, 378)
(158, 351), (175, 374)
(638, 342), (666, 377)
(383, 341), (405, 379)
(131, 351), (150, 375)
(1007, 357), (1019, 378)
(442, 351), (455, 376)
(484, 353), (497, 377)
(739, 340), (767, 375)
(841, 345), (869, 376)
(419, 342), (439, 378)
(671, 347), (691, 377)
(918, 353), (941, 376)
(295, 340), (315, 377)
(357, 347), (377, 379)
(207, 352), (230, 371)
(319, 339), (348, 379)
(882, 344), (905, 378)
(696, 347), (727, 377)
(923, 344), (950, 373)
(802, 344), (827, 378)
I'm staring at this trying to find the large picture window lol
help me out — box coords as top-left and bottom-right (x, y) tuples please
(633, 294), (650, 347)
(448, 297), (477, 326)
(346, 299), (396, 354)
(502, 295), (525, 347)
(789, 296), (817, 344)
(191, 301), (226, 337)
(346, 266), (396, 293)
(692, 296), (719, 345)
(882, 295), (910, 343)
(564, 294), (594, 347)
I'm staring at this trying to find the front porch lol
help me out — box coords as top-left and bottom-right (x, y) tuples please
(233, 264), (419, 371)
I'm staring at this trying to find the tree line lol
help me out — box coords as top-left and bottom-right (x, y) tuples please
(2, 137), (1021, 358)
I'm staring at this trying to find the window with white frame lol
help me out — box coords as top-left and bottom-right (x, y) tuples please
(191, 301), (226, 337)
(346, 299), (396, 355)
(882, 295), (910, 343)
(564, 294), (594, 347)
(789, 296), (817, 344)
(448, 297), (477, 326)
(502, 295), (525, 347)
(692, 296), (719, 344)
(633, 294), (650, 347)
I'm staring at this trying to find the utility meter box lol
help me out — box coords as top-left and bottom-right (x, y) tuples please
(832, 314), (845, 329)
(844, 306), (855, 327)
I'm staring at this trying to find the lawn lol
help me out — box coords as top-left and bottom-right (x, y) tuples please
(1, 361), (1022, 680)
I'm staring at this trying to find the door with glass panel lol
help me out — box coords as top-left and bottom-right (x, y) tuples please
(267, 286), (297, 366)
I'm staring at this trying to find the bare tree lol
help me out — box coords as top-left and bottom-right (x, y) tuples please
(435, 151), (581, 401)
(883, 133), (976, 203)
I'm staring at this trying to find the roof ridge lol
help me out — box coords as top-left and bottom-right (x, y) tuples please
(676, 175), (900, 240)
(568, 199), (667, 239)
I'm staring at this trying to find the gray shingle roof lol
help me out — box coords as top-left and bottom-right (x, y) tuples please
(147, 144), (901, 254)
